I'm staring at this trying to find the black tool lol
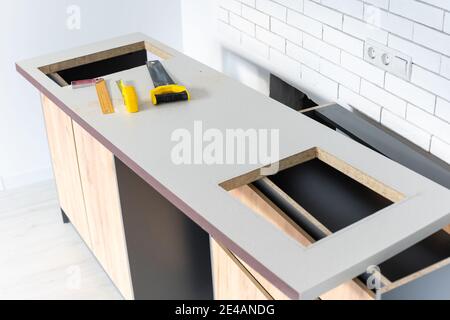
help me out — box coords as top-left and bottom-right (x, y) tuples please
(146, 60), (190, 105)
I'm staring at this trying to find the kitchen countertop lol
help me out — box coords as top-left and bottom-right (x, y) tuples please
(16, 33), (450, 299)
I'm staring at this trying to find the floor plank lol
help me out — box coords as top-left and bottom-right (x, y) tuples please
(0, 180), (122, 300)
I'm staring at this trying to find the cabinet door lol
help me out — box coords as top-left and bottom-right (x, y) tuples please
(72, 122), (133, 300)
(41, 95), (91, 247)
(211, 238), (272, 300)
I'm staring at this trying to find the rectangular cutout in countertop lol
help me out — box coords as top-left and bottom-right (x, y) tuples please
(38, 41), (171, 87)
(220, 147), (450, 298)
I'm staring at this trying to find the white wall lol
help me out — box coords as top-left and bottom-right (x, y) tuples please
(0, 0), (182, 190)
(215, 0), (450, 164)
(181, 0), (271, 95)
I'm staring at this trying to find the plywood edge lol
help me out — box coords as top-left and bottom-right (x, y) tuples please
(39, 42), (147, 74)
(220, 147), (317, 191)
(316, 148), (405, 203)
(144, 41), (173, 60)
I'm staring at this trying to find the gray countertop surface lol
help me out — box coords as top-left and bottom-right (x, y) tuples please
(17, 33), (450, 299)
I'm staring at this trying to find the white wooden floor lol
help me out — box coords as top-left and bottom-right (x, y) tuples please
(0, 180), (122, 300)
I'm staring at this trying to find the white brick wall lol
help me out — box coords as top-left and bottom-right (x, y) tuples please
(218, 0), (450, 164)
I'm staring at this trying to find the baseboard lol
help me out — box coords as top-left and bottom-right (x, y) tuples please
(1, 167), (54, 190)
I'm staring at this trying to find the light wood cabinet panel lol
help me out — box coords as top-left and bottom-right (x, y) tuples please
(211, 238), (271, 300)
(72, 122), (133, 300)
(41, 95), (91, 247)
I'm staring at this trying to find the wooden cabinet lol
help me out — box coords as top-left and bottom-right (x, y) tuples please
(41, 95), (92, 248)
(41, 94), (132, 299)
(211, 239), (271, 300)
(73, 122), (133, 300)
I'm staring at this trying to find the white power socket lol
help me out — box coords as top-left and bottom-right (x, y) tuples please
(364, 39), (412, 81)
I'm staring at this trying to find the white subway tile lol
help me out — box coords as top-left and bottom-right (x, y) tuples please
(343, 16), (388, 45)
(287, 9), (322, 38)
(381, 109), (431, 150)
(407, 104), (450, 143)
(323, 26), (364, 57)
(303, 33), (341, 63)
(445, 12), (450, 34)
(440, 56), (450, 80)
(273, 0), (304, 12)
(320, 59), (360, 92)
(413, 24), (450, 56)
(271, 17), (302, 44)
(304, 0), (343, 29)
(230, 13), (255, 36)
(218, 8), (229, 23)
(430, 137), (450, 163)
(321, 0), (364, 19)
(286, 41), (320, 70)
(411, 65), (450, 102)
(256, 0), (287, 21)
(242, 5), (270, 28)
(219, 0), (241, 15)
(218, 21), (241, 43)
(389, 0), (444, 30)
(420, 0), (450, 11)
(360, 80), (407, 117)
(241, 0), (256, 7)
(364, 0), (389, 10)
(256, 26), (286, 51)
(341, 52), (385, 86)
(339, 86), (382, 121)
(435, 98), (450, 123)
(242, 33), (269, 57)
(364, 5), (413, 39)
(388, 35), (441, 73)
(385, 74), (436, 114)
(269, 48), (302, 80)
(302, 66), (339, 99)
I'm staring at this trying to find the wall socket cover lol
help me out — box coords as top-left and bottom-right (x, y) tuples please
(364, 39), (412, 81)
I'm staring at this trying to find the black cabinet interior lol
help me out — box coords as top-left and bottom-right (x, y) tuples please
(48, 50), (148, 86)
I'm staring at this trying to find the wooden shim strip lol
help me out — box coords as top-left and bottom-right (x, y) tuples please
(231, 184), (314, 247)
(300, 103), (336, 114)
(258, 177), (331, 238)
(48, 73), (69, 87)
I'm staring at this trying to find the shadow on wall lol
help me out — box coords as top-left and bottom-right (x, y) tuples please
(221, 48), (270, 95)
